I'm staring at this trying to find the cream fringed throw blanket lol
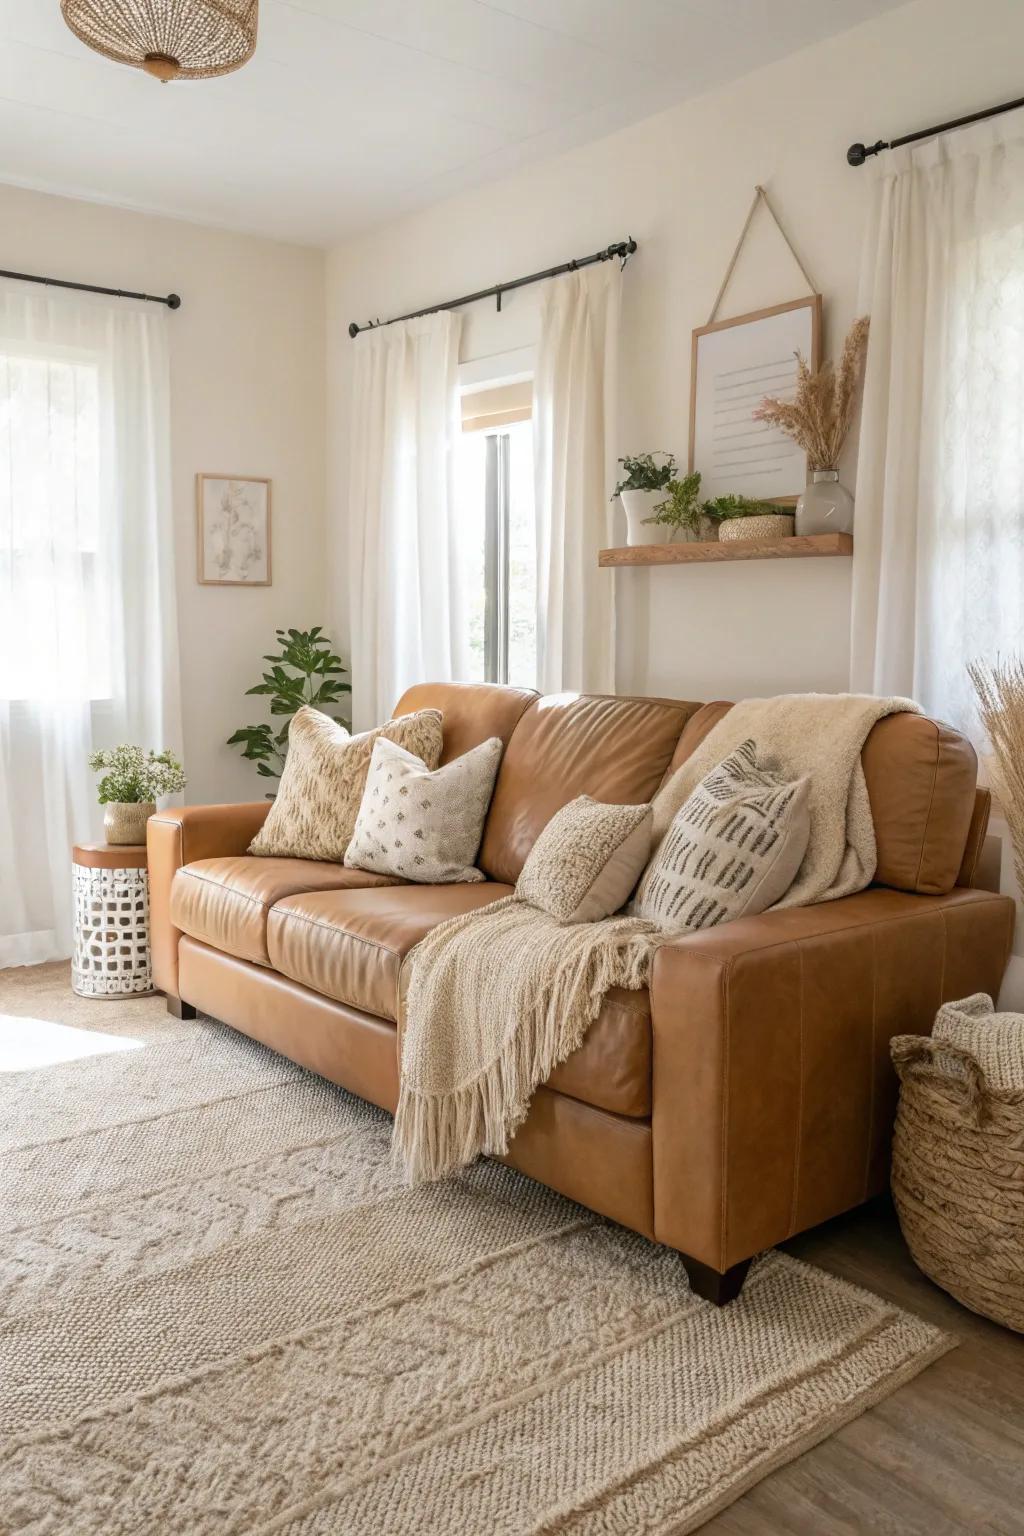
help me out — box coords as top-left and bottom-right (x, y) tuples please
(395, 898), (658, 1185)
(395, 692), (919, 1184)
(652, 691), (920, 908)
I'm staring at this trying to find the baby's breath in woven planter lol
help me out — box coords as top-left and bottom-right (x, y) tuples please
(891, 1013), (1024, 1332)
(718, 513), (795, 544)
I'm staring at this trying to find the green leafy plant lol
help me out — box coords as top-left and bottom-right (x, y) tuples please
(89, 746), (186, 805)
(611, 452), (677, 499)
(703, 494), (792, 523)
(227, 626), (351, 789)
(647, 471), (705, 535)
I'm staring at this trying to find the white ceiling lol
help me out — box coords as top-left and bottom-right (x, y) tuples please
(0, 1), (905, 248)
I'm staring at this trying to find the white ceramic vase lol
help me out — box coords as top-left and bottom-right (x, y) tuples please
(620, 489), (670, 546)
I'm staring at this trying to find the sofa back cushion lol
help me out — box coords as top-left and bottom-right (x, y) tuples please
(667, 699), (978, 897)
(861, 712), (977, 893)
(393, 681), (536, 763)
(479, 692), (699, 884)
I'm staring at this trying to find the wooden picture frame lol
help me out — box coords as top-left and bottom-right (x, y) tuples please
(196, 474), (272, 586)
(689, 295), (822, 506)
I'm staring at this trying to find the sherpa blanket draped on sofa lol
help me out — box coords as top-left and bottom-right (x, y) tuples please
(394, 692), (918, 1184)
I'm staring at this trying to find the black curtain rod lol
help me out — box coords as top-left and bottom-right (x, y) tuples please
(348, 237), (636, 338)
(847, 91), (1024, 166)
(0, 267), (181, 309)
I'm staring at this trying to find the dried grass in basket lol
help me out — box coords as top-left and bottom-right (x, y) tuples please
(891, 1033), (1024, 1332)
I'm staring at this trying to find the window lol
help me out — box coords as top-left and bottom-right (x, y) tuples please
(455, 375), (536, 689)
(0, 344), (108, 701)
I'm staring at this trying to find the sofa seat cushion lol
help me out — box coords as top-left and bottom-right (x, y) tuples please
(170, 857), (400, 968)
(267, 882), (514, 1022)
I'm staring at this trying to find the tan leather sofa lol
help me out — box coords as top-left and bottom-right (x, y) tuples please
(148, 683), (1014, 1303)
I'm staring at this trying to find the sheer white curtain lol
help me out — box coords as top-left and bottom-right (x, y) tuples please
(850, 111), (1024, 733)
(0, 282), (180, 966)
(533, 262), (621, 695)
(347, 312), (467, 731)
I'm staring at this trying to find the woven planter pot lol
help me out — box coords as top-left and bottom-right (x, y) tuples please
(103, 801), (155, 847)
(717, 514), (794, 543)
(891, 1033), (1024, 1332)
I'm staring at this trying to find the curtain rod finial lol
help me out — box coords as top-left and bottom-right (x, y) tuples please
(348, 321), (360, 338)
(847, 142), (867, 167)
(167, 293), (181, 309)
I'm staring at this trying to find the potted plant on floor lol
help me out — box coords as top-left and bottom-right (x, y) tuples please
(228, 625), (351, 792)
(612, 452), (677, 546)
(89, 746), (187, 845)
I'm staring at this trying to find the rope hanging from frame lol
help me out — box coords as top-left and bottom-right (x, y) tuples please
(706, 185), (817, 325)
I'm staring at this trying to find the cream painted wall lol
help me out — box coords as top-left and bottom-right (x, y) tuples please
(325, 0), (1024, 709)
(0, 182), (326, 805)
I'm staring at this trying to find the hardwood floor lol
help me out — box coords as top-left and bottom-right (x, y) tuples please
(704, 1198), (1024, 1535)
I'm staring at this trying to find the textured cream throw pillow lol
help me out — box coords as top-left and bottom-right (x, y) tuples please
(250, 706), (443, 863)
(633, 739), (810, 932)
(515, 795), (653, 923)
(345, 735), (503, 883)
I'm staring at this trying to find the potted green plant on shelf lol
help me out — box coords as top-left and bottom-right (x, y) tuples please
(704, 494), (796, 544)
(645, 471), (711, 543)
(228, 625), (350, 793)
(89, 746), (187, 845)
(611, 452), (677, 546)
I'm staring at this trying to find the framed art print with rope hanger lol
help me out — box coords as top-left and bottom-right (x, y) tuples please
(689, 185), (821, 505)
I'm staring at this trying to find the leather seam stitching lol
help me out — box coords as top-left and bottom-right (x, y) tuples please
(788, 942), (805, 1240)
(862, 928), (878, 1204)
(912, 724), (942, 891)
(667, 895), (1010, 968)
(938, 906), (947, 1006)
(266, 906), (402, 961)
(720, 960), (730, 1270)
(176, 867), (272, 911)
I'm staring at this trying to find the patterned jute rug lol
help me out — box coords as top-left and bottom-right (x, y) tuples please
(0, 965), (953, 1535)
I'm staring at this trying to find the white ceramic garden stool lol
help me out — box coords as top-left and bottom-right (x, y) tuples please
(71, 843), (153, 997)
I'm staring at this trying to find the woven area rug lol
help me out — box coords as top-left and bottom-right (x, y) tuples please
(0, 965), (953, 1535)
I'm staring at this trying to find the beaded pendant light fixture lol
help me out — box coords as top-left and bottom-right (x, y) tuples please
(60, 0), (258, 83)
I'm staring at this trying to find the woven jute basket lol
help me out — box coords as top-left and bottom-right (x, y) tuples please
(717, 514), (794, 543)
(891, 1033), (1024, 1331)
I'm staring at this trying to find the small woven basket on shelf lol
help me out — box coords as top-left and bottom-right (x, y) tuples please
(717, 514), (794, 543)
(890, 1033), (1024, 1331)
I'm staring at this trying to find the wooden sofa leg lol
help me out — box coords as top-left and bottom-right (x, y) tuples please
(165, 995), (197, 1020)
(681, 1255), (752, 1306)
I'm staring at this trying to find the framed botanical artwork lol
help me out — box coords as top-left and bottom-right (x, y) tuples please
(196, 474), (272, 586)
(689, 295), (822, 505)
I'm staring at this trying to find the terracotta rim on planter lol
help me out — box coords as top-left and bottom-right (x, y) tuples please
(717, 513), (795, 543)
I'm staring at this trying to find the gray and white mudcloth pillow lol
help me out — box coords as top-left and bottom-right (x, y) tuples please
(345, 735), (503, 883)
(633, 738), (810, 932)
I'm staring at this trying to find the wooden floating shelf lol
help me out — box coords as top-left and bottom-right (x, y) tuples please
(599, 533), (853, 566)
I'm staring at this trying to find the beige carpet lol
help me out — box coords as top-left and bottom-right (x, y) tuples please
(0, 964), (953, 1535)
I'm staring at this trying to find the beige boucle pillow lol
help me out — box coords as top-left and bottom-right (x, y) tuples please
(345, 735), (503, 883)
(633, 739), (809, 932)
(515, 796), (653, 924)
(249, 705), (443, 863)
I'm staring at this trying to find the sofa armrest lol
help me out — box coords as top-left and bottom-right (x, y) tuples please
(148, 802), (271, 999)
(649, 885), (1014, 1271)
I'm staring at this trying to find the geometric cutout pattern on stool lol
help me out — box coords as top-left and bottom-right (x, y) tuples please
(72, 863), (152, 997)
